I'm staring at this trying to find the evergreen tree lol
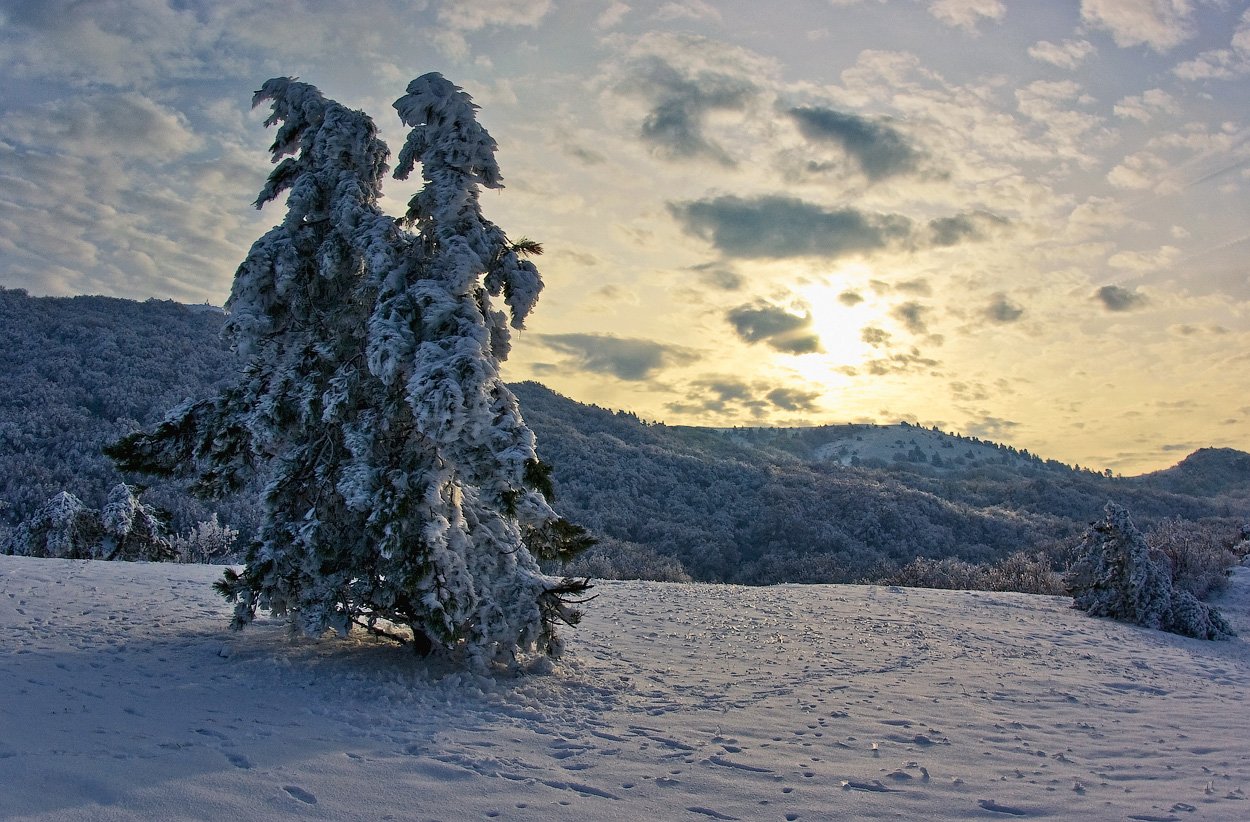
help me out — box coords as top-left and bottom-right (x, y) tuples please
(108, 75), (590, 667)
(99, 483), (176, 562)
(9, 485), (172, 561)
(1066, 503), (1233, 640)
(10, 491), (101, 559)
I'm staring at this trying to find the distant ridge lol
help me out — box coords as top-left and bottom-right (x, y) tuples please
(1137, 448), (1250, 498)
(1, 287), (1246, 583)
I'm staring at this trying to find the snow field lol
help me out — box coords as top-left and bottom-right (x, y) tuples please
(2, 555), (1248, 820)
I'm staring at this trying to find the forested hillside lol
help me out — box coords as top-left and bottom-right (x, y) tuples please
(512, 382), (1249, 583)
(2, 288), (1246, 582)
(0, 288), (255, 538)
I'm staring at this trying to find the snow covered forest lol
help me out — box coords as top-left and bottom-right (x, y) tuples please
(3, 286), (1249, 586)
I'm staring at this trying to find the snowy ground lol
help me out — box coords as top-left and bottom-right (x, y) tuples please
(2, 556), (1248, 821)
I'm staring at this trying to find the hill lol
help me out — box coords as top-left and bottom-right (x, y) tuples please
(513, 382), (1248, 582)
(2, 554), (1248, 820)
(1, 287), (1247, 583)
(0, 287), (254, 540)
(1137, 448), (1250, 498)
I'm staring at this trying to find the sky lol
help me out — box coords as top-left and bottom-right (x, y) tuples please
(1, 0), (1248, 475)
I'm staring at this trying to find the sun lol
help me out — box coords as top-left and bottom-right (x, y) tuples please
(797, 277), (877, 369)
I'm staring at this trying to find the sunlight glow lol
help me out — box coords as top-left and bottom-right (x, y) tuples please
(797, 275), (878, 369)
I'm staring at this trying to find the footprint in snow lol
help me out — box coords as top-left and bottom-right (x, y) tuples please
(283, 785), (317, 804)
(977, 799), (1029, 816)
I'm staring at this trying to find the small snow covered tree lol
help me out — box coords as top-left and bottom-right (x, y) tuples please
(107, 74), (590, 666)
(172, 513), (240, 564)
(11, 491), (102, 558)
(1065, 503), (1234, 640)
(99, 483), (175, 561)
(11, 485), (173, 561)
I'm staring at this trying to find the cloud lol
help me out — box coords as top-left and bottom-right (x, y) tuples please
(1028, 39), (1096, 70)
(1169, 323), (1229, 337)
(0, 90), (260, 302)
(434, 0), (553, 58)
(1093, 284), (1149, 312)
(725, 300), (823, 354)
(950, 381), (991, 402)
(1113, 89), (1179, 122)
(861, 327), (891, 347)
(786, 106), (919, 180)
(673, 377), (822, 417)
(766, 386), (821, 412)
(614, 37), (761, 165)
(896, 278), (932, 296)
(1106, 151), (1170, 190)
(927, 0), (1005, 33)
(538, 333), (699, 380)
(927, 210), (1007, 246)
(1080, 0), (1195, 53)
(1106, 245), (1181, 273)
(597, 2), (631, 29)
(653, 0), (723, 22)
(984, 293), (1024, 323)
(838, 290), (865, 306)
(2, 92), (201, 158)
(864, 347), (940, 376)
(691, 263), (744, 290)
(437, 0), (552, 31)
(669, 195), (911, 259)
(1173, 9), (1250, 81)
(892, 301), (931, 334)
(696, 378), (754, 403)
(965, 415), (1019, 439)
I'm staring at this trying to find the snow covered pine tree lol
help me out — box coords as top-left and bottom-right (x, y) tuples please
(107, 75), (592, 667)
(1065, 502), (1233, 640)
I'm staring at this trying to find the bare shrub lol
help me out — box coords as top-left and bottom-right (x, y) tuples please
(1145, 518), (1237, 600)
(561, 537), (693, 583)
(882, 556), (984, 591)
(981, 551), (1065, 595)
(882, 551), (1063, 595)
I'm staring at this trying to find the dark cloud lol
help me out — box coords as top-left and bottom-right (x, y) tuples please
(928, 210), (1007, 247)
(864, 348), (940, 376)
(725, 301), (822, 354)
(673, 377), (819, 417)
(621, 56), (756, 165)
(766, 386), (821, 412)
(1094, 284), (1148, 312)
(564, 144), (606, 165)
(538, 333), (698, 380)
(838, 290), (864, 306)
(691, 262), (743, 290)
(1171, 323), (1230, 336)
(787, 106), (919, 180)
(675, 378), (759, 414)
(966, 416), (1020, 439)
(985, 292), (1024, 323)
(698, 378), (753, 402)
(896, 278), (931, 296)
(669, 195), (912, 260)
(950, 381), (990, 402)
(861, 327), (891, 347)
(892, 301), (930, 334)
